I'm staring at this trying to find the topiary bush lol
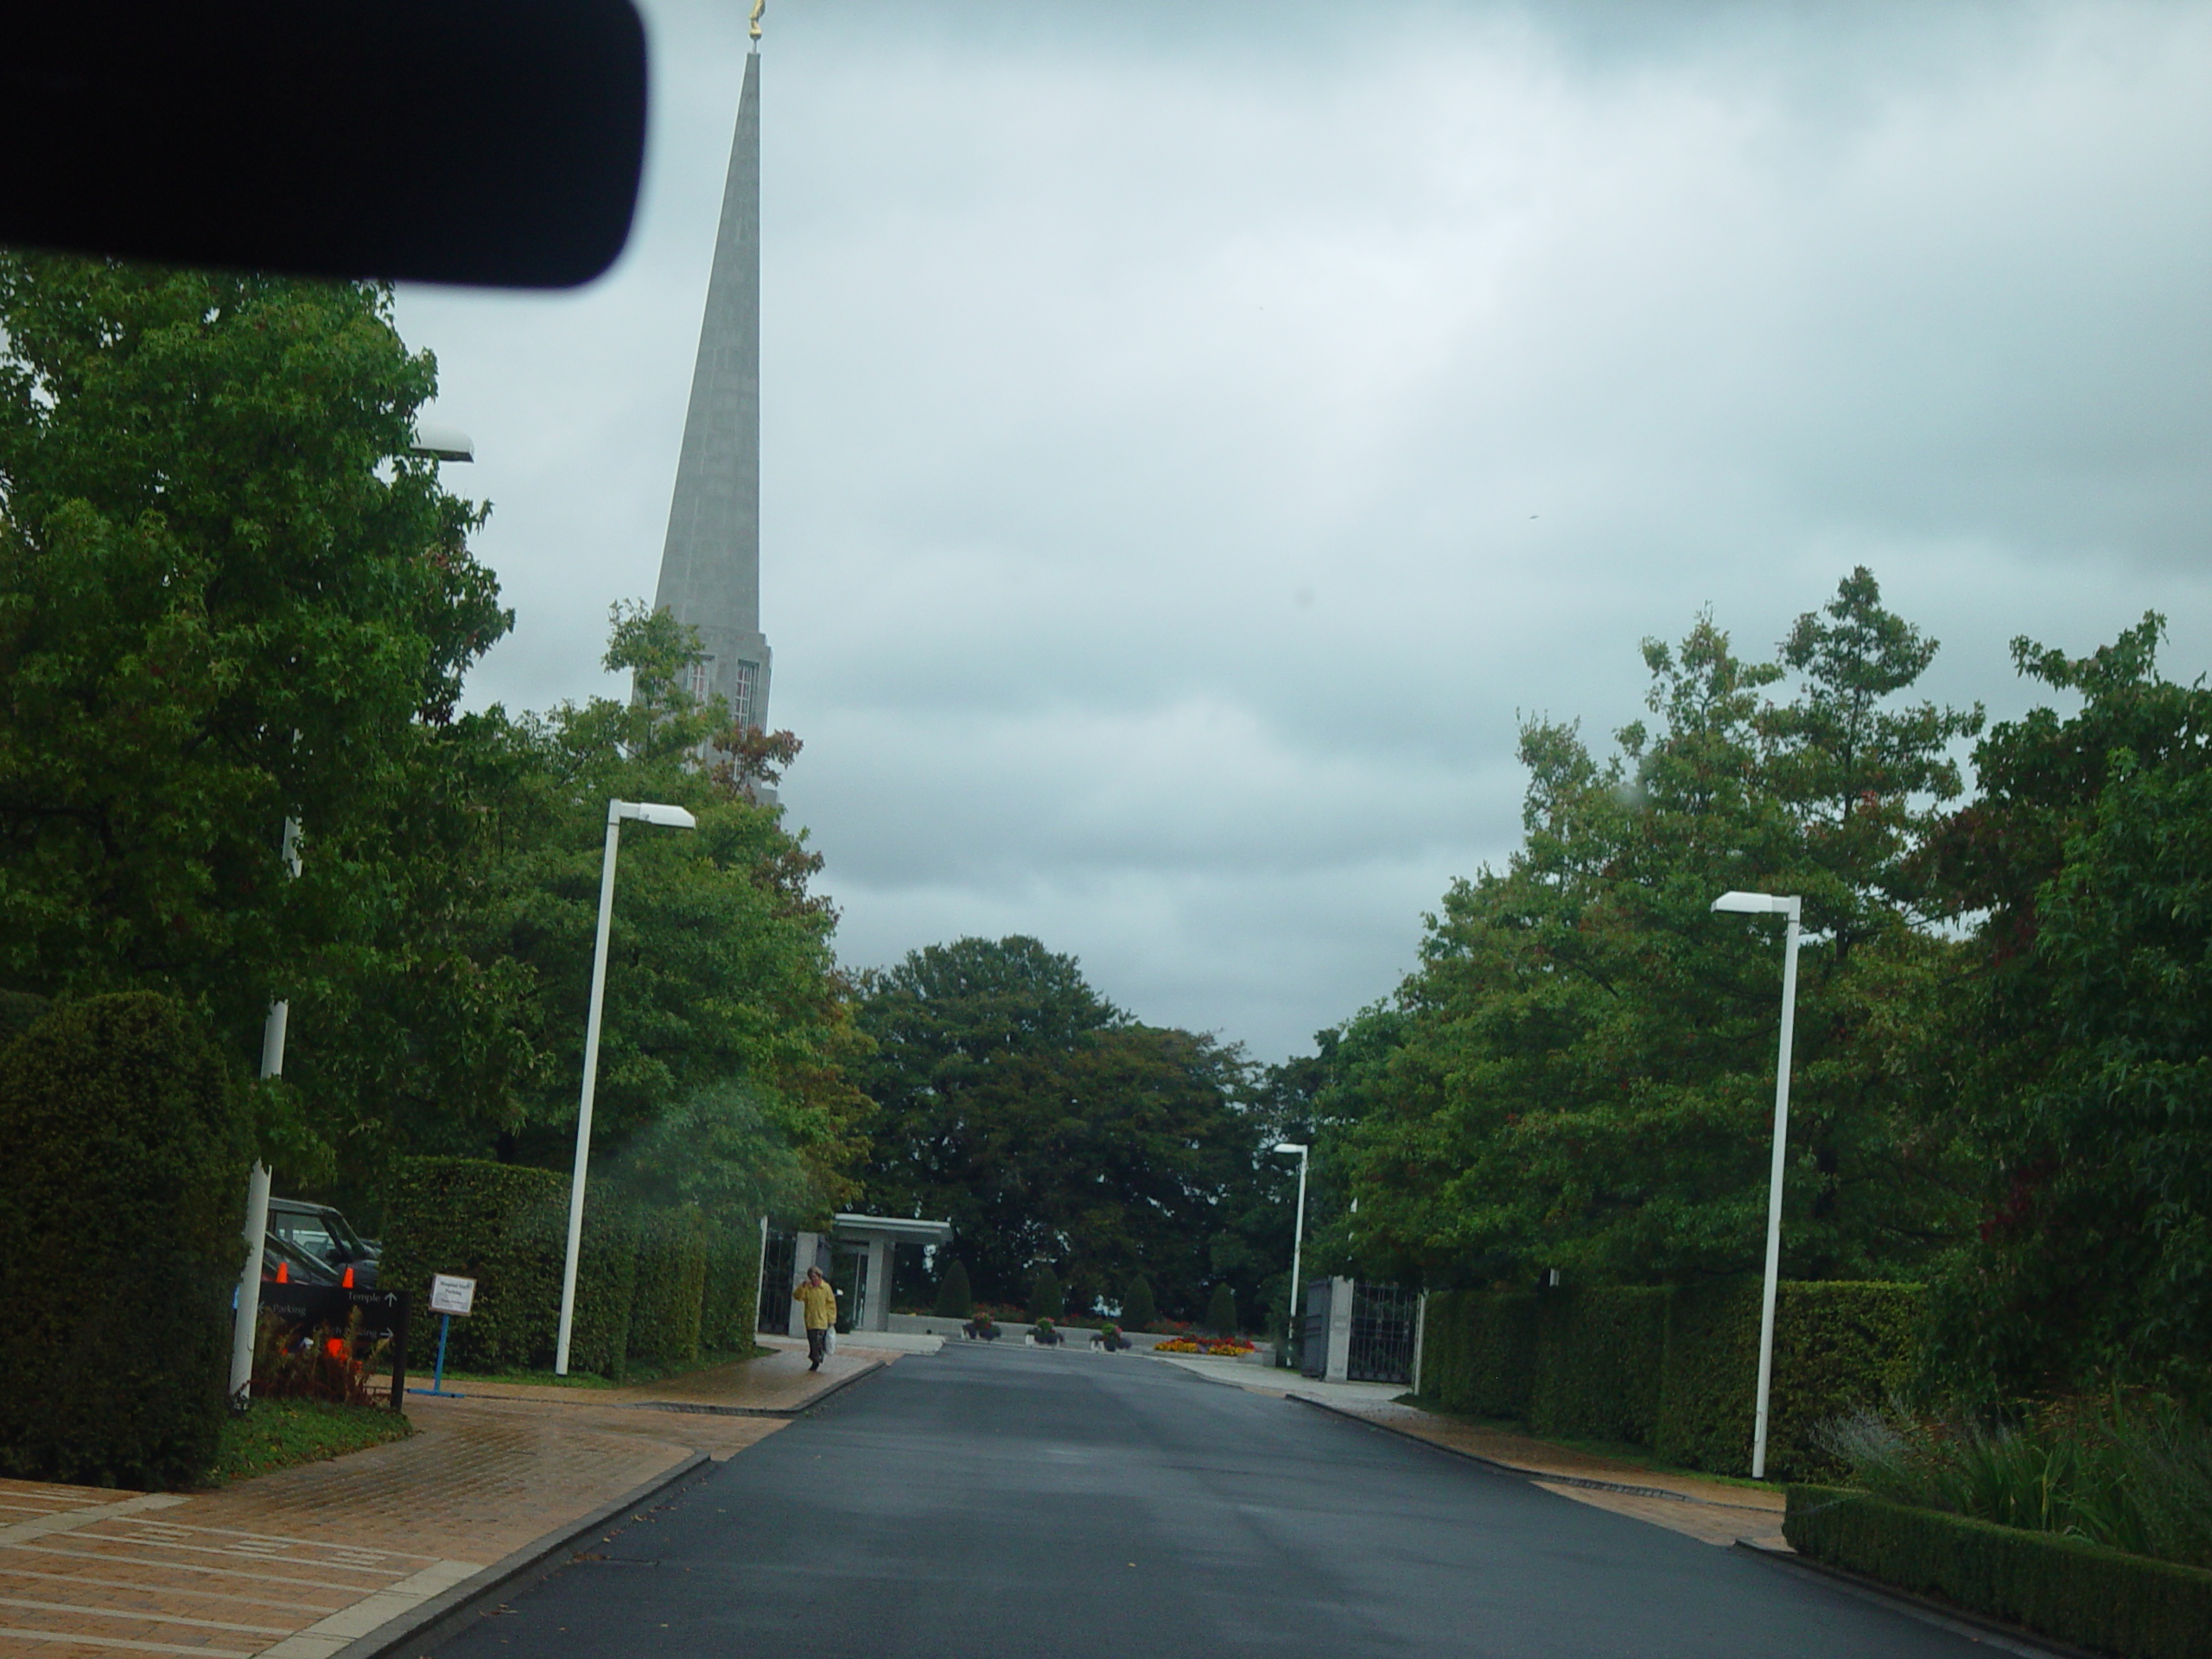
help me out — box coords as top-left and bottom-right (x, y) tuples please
(1028, 1265), (1065, 1324)
(934, 1258), (973, 1319)
(1122, 1273), (1157, 1332)
(0, 993), (251, 1488)
(1207, 1282), (1238, 1338)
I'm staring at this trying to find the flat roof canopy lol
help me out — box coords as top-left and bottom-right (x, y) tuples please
(831, 1213), (954, 1246)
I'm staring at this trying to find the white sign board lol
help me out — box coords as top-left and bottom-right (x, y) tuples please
(428, 1274), (477, 1317)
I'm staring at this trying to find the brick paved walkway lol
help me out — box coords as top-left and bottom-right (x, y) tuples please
(0, 1347), (880, 1658)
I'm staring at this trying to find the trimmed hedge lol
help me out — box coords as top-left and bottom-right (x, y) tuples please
(628, 1209), (708, 1370)
(1656, 1281), (1924, 1478)
(0, 994), (251, 1488)
(1418, 1280), (1923, 1478)
(1531, 1287), (1668, 1445)
(1419, 1290), (1538, 1418)
(378, 1157), (638, 1377)
(700, 1220), (764, 1355)
(1786, 1484), (2212, 1659)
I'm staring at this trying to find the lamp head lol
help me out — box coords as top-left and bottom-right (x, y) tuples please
(613, 800), (697, 830)
(1272, 1142), (1308, 1156)
(1712, 890), (1800, 918)
(407, 422), (474, 462)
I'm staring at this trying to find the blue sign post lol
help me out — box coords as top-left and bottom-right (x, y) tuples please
(409, 1274), (476, 1398)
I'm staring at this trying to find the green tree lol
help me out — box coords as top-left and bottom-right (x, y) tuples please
(0, 255), (505, 1095)
(1028, 1265), (1065, 1323)
(857, 937), (1257, 1314)
(1122, 1272), (1157, 1332)
(1923, 616), (2212, 1403)
(1333, 578), (1975, 1291)
(934, 1257), (973, 1319)
(1207, 1281), (1238, 1337)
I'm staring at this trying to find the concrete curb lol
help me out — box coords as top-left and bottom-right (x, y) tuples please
(1287, 1394), (1778, 1513)
(324, 1451), (715, 1659)
(1731, 1539), (2099, 1659)
(620, 1356), (884, 1419)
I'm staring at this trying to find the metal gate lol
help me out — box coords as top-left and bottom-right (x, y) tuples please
(1300, 1278), (1333, 1377)
(758, 1229), (797, 1333)
(1347, 1282), (1417, 1383)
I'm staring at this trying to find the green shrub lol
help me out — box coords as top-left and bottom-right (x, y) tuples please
(934, 1258), (973, 1319)
(1786, 1484), (2212, 1659)
(1821, 1395), (2212, 1570)
(1531, 1287), (1669, 1444)
(1028, 1265), (1065, 1324)
(0, 994), (251, 1488)
(1207, 1282), (1238, 1338)
(1419, 1289), (1538, 1418)
(1656, 1281), (1923, 1478)
(700, 1219), (764, 1354)
(629, 1208), (708, 1369)
(1122, 1273), (1158, 1332)
(378, 1157), (639, 1377)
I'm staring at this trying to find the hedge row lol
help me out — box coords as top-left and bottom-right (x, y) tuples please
(379, 1156), (760, 1380)
(1785, 1484), (2212, 1659)
(1421, 1280), (1923, 1479)
(0, 995), (251, 1489)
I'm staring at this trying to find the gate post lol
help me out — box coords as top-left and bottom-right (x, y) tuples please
(1325, 1276), (1354, 1382)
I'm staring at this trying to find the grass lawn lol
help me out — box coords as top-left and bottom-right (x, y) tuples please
(1390, 1395), (1774, 1493)
(207, 1398), (414, 1486)
(437, 1343), (776, 1391)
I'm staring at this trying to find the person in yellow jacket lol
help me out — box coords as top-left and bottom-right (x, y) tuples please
(792, 1266), (839, 1370)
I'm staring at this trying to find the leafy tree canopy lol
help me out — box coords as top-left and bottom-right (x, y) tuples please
(857, 936), (1262, 1317)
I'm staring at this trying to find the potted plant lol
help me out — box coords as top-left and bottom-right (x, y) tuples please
(962, 1309), (999, 1341)
(1030, 1317), (1063, 1346)
(1091, 1322), (1128, 1351)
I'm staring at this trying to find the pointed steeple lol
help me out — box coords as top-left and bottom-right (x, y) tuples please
(655, 46), (770, 734)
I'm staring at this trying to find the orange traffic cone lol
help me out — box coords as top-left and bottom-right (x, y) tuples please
(341, 1266), (354, 1288)
(275, 1260), (289, 1284)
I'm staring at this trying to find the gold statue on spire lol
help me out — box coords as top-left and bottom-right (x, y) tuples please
(749, 0), (766, 41)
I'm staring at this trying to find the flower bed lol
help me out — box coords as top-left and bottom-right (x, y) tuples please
(1153, 1338), (1256, 1357)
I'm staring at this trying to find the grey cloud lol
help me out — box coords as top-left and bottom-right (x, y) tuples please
(397, 0), (2212, 1059)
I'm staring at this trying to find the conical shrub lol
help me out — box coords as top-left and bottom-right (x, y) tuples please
(933, 1257), (973, 1319)
(1029, 1266), (1065, 1323)
(1207, 1282), (1237, 1337)
(1122, 1272), (1157, 1332)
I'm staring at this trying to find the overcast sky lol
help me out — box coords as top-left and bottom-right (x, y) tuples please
(394, 0), (2212, 1063)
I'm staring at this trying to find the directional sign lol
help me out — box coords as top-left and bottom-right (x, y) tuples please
(429, 1274), (478, 1317)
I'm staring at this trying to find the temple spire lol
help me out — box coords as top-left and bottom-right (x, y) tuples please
(653, 42), (770, 737)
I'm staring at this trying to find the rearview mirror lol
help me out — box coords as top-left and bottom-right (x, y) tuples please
(0, 0), (648, 288)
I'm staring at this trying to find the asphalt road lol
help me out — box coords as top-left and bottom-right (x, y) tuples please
(437, 1343), (1993, 1658)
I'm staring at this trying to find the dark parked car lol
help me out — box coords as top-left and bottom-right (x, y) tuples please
(266, 1199), (379, 1289)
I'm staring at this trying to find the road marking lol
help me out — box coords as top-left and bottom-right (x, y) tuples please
(0, 1592), (292, 1636)
(0, 1495), (188, 1548)
(0, 1626), (252, 1657)
(4, 1542), (385, 1593)
(0, 1563), (315, 1611)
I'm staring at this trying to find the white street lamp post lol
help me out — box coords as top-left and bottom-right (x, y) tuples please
(1711, 889), (1803, 1480)
(1273, 1141), (1309, 1370)
(555, 798), (697, 1375)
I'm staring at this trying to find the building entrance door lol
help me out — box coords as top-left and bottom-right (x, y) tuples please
(833, 1242), (869, 1333)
